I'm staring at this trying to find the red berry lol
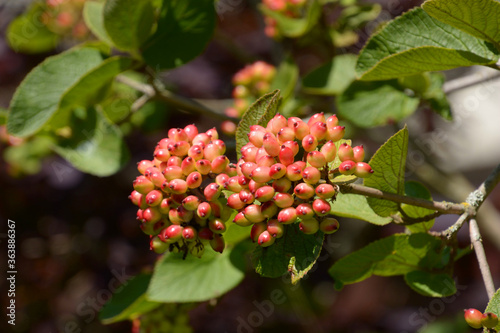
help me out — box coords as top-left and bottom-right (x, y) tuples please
(279, 146), (295, 166)
(133, 176), (155, 194)
(208, 218), (226, 234)
(215, 173), (230, 186)
(312, 199), (331, 216)
(182, 226), (198, 241)
(186, 171), (202, 188)
(338, 143), (354, 162)
(262, 133), (281, 156)
(464, 309), (483, 329)
(277, 127), (295, 144)
(354, 162), (374, 178)
(255, 186), (275, 202)
(277, 207), (297, 224)
(204, 183), (221, 202)
(258, 230), (275, 247)
(327, 126), (345, 142)
(188, 144), (204, 160)
(197, 202), (212, 219)
(145, 190), (163, 206)
(294, 183), (315, 199)
(161, 225), (183, 242)
(302, 166), (321, 184)
(251, 223), (267, 242)
(233, 212), (252, 227)
(353, 145), (365, 162)
(239, 189), (255, 204)
(281, 140), (299, 156)
(181, 156), (196, 175)
(256, 154), (275, 168)
(296, 203), (314, 218)
(339, 160), (356, 175)
(315, 184), (336, 199)
(198, 227), (214, 240)
(302, 135), (318, 152)
(168, 128), (189, 142)
(227, 193), (246, 209)
(224, 176), (243, 192)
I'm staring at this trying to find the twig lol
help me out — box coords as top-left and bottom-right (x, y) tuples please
(440, 162), (500, 238)
(391, 211), (443, 225)
(443, 71), (500, 94)
(338, 183), (467, 215)
(131, 94), (152, 112)
(469, 218), (496, 299)
(115, 75), (239, 122)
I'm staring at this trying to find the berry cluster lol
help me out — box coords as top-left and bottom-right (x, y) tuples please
(231, 113), (373, 247)
(222, 61), (276, 136)
(130, 125), (235, 258)
(262, 0), (306, 38)
(464, 308), (499, 330)
(41, 0), (89, 40)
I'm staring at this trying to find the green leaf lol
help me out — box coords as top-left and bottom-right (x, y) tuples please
(103, 0), (155, 51)
(0, 108), (8, 125)
(329, 233), (443, 288)
(423, 73), (452, 120)
(6, 3), (59, 54)
(83, 1), (113, 45)
(260, 0), (321, 38)
(4, 136), (54, 175)
(484, 288), (500, 331)
(404, 271), (456, 297)
(398, 73), (431, 95)
(53, 107), (130, 176)
(270, 57), (299, 102)
(356, 8), (500, 81)
(302, 54), (357, 95)
(337, 80), (420, 127)
(99, 274), (161, 324)
(403, 181), (436, 233)
(52, 56), (134, 128)
(330, 193), (392, 225)
(8, 48), (106, 137)
(363, 127), (408, 217)
(252, 223), (324, 284)
(235, 90), (281, 159)
(147, 245), (246, 302)
(423, 0), (500, 47)
(142, 0), (216, 69)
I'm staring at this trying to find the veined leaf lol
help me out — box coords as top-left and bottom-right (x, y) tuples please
(356, 8), (499, 81)
(302, 54), (357, 95)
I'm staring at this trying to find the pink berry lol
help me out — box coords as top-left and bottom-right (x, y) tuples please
(309, 122), (327, 141)
(274, 192), (294, 208)
(255, 185), (275, 202)
(354, 162), (374, 178)
(186, 171), (202, 188)
(353, 145), (365, 162)
(302, 166), (321, 184)
(204, 183), (221, 201)
(182, 195), (200, 211)
(145, 190), (163, 206)
(251, 223), (267, 242)
(320, 140), (337, 162)
(267, 219), (284, 238)
(279, 146), (295, 166)
(326, 126), (345, 142)
(258, 230), (275, 247)
(302, 135), (318, 152)
(296, 203), (314, 218)
(315, 184), (336, 199)
(184, 124), (199, 142)
(227, 193), (246, 209)
(277, 207), (297, 224)
(138, 160), (155, 174)
(133, 176), (155, 194)
(233, 212), (252, 227)
(312, 199), (331, 216)
(294, 183), (315, 200)
(339, 160), (356, 175)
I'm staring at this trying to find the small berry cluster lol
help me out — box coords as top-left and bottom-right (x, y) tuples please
(230, 113), (373, 247)
(41, 0), (89, 39)
(262, 0), (306, 38)
(130, 125), (235, 258)
(222, 61), (277, 135)
(464, 308), (499, 330)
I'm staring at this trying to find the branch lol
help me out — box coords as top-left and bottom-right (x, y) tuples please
(469, 218), (496, 299)
(115, 75), (239, 122)
(391, 211), (443, 226)
(338, 183), (467, 215)
(440, 162), (500, 238)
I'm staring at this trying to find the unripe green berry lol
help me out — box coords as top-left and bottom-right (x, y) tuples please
(272, 177), (292, 192)
(150, 236), (169, 254)
(299, 218), (319, 234)
(482, 312), (499, 329)
(320, 217), (339, 234)
(274, 192), (294, 208)
(244, 204), (265, 223)
(190, 241), (206, 257)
